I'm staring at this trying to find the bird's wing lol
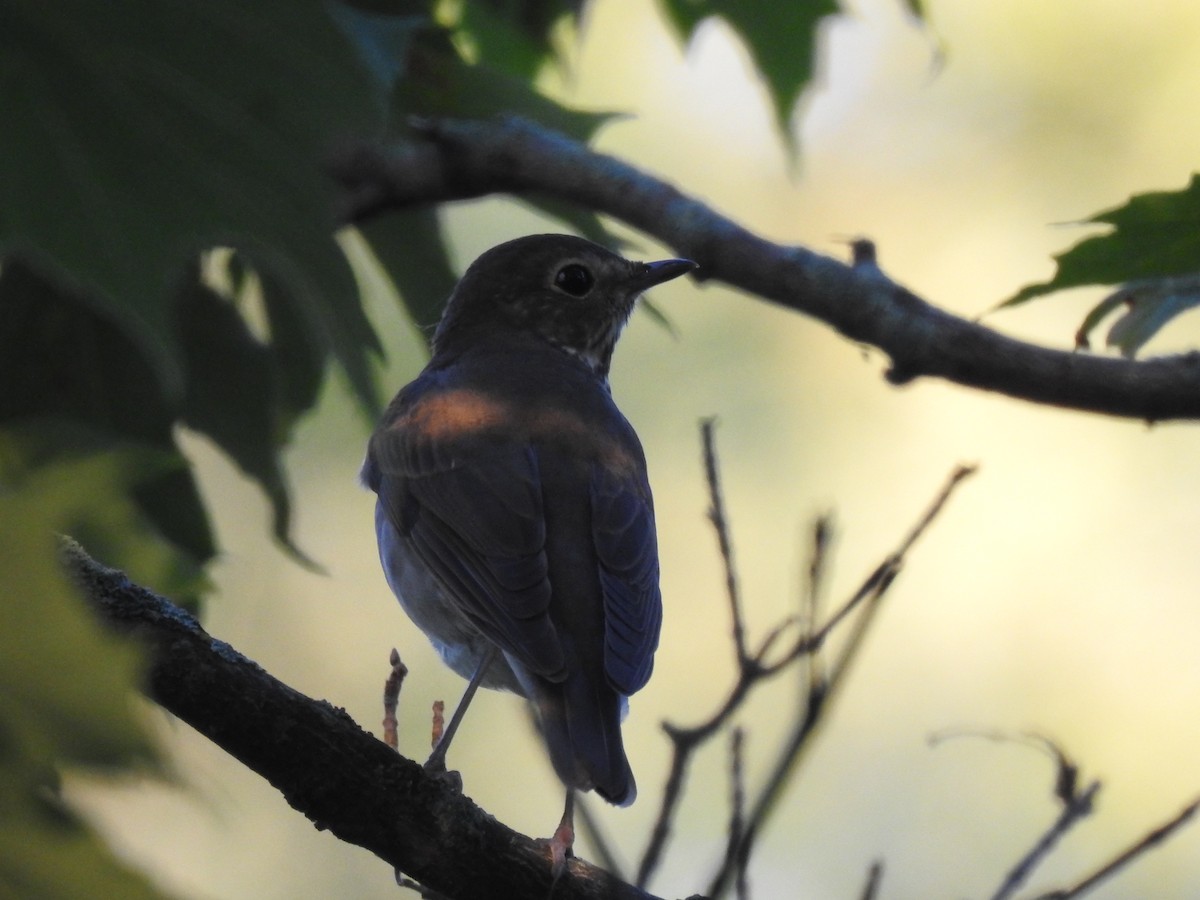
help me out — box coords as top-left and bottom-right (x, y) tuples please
(590, 463), (662, 696)
(366, 389), (565, 680)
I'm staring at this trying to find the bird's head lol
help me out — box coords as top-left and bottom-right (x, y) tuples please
(432, 234), (696, 377)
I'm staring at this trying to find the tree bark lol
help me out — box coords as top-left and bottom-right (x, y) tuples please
(329, 116), (1200, 423)
(63, 541), (673, 900)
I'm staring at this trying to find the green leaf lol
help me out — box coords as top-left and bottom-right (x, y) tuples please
(175, 270), (317, 567)
(0, 0), (385, 412)
(0, 456), (166, 770)
(516, 196), (616, 247)
(1001, 173), (1200, 308)
(393, 31), (610, 141)
(0, 797), (172, 900)
(0, 245), (331, 584)
(254, 259), (330, 428)
(660, 0), (837, 141)
(327, 2), (429, 97)
(358, 31), (613, 341)
(0, 453), (172, 898)
(357, 209), (458, 340)
(0, 261), (213, 602)
(454, 0), (579, 79)
(1075, 276), (1200, 358)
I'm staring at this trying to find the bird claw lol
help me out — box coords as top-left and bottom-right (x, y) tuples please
(421, 760), (463, 793)
(544, 815), (575, 881)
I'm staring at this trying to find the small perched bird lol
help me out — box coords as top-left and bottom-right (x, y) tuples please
(362, 234), (695, 865)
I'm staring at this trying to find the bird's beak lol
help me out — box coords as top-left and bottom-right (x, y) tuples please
(632, 257), (698, 291)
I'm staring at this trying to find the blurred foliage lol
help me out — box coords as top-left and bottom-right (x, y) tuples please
(0, 0), (388, 591)
(0, 0), (384, 409)
(1002, 174), (1200, 356)
(0, 0), (846, 599)
(659, 0), (838, 143)
(0, 451), (170, 899)
(1075, 275), (1200, 358)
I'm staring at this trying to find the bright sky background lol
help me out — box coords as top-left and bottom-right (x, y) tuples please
(71, 1), (1200, 897)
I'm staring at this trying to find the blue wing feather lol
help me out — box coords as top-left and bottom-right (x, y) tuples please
(366, 386), (565, 678)
(591, 465), (662, 696)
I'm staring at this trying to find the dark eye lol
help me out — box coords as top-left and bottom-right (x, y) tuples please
(554, 263), (594, 297)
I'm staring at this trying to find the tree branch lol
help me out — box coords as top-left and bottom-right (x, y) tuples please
(61, 541), (669, 900)
(1032, 797), (1200, 900)
(329, 117), (1200, 423)
(633, 442), (975, 893)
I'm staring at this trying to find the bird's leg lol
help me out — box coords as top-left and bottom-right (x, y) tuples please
(425, 645), (496, 773)
(548, 789), (576, 882)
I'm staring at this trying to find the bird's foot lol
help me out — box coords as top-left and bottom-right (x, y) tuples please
(421, 755), (463, 793)
(544, 795), (575, 882)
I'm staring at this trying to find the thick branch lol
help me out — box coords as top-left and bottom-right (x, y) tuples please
(329, 117), (1200, 423)
(62, 542), (667, 900)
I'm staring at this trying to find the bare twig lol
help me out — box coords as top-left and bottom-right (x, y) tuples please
(636, 731), (694, 889)
(800, 515), (833, 702)
(431, 699), (445, 750)
(702, 418), (749, 663)
(824, 463), (977, 687)
(383, 648), (408, 752)
(707, 464), (977, 898)
(801, 515), (833, 633)
(924, 729), (1186, 900)
(859, 861), (884, 900)
(574, 796), (627, 883)
(728, 728), (749, 900)
(928, 729), (1081, 805)
(990, 781), (1101, 900)
(1031, 797), (1200, 900)
(328, 118), (1200, 423)
(636, 446), (976, 894)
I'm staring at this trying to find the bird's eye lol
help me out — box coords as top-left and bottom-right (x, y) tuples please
(554, 263), (594, 297)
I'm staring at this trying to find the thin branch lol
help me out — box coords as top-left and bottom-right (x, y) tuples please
(382, 648), (408, 752)
(328, 118), (1200, 423)
(702, 418), (749, 663)
(927, 729), (1081, 806)
(762, 463), (976, 681)
(800, 515), (833, 702)
(859, 861), (884, 900)
(707, 465), (976, 898)
(575, 795), (627, 884)
(989, 781), (1102, 900)
(1031, 797), (1200, 900)
(801, 515), (833, 635)
(635, 730), (693, 889)
(728, 728), (750, 900)
(893, 463), (979, 557)
(636, 423), (757, 888)
(706, 678), (827, 899)
(636, 456), (975, 894)
(925, 730), (1194, 900)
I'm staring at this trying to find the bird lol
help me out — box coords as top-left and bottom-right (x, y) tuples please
(361, 233), (695, 869)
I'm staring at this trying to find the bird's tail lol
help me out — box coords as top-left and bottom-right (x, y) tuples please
(529, 673), (636, 807)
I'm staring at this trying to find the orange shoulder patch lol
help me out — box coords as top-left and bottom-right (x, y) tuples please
(392, 388), (512, 441)
(527, 406), (641, 478)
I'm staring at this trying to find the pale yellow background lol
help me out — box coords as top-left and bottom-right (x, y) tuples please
(70, 1), (1200, 897)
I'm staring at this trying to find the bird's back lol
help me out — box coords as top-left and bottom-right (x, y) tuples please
(366, 333), (660, 804)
